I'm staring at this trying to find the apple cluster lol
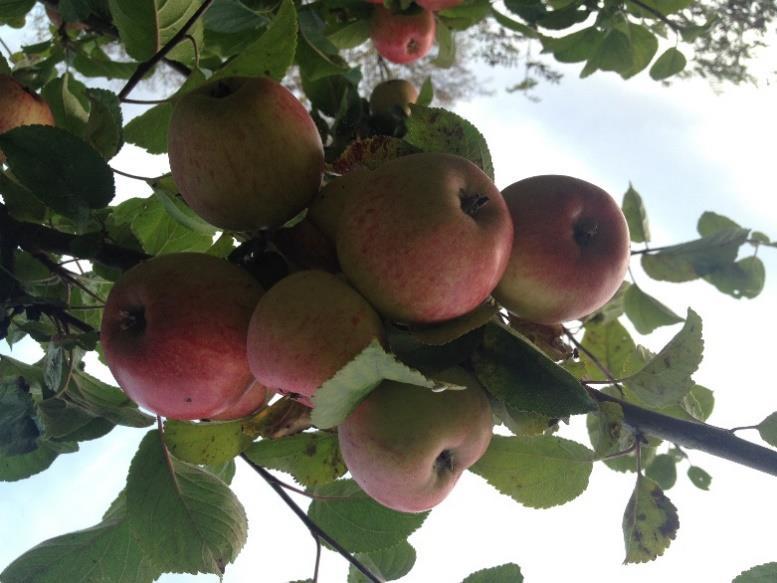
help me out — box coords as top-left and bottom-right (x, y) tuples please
(94, 75), (630, 513)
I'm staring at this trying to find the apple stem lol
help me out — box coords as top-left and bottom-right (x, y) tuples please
(460, 193), (490, 218)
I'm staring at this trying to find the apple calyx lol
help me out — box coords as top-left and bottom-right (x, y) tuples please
(118, 307), (145, 334)
(209, 80), (234, 99)
(573, 217), (600, 247)
(460, 191), (491, 218)
(434, 449), (455, 474)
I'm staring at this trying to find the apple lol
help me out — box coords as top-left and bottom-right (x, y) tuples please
(0, 75), (55, 163)
(307, 169), (369, 242)
(336, 152), (513, 323)
(370, 79), (419, 119)
(167, 76), (324, 231)
(246, 270), (384, 407)
(209, 381), (270, 421)
(370, 5), (435, 64)
(338, 367), (493, 513)
(493, 175), (631, 324)
(416, 0), (463, 10)
(100, 253), (264, 420)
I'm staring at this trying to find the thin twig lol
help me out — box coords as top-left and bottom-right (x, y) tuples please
(240, 455), (381, 583)
(729, 424), (759, 433)
(121, 97), (172, 105)
(31, 252), (105, 303)
(562, 326), (625, 396)
(0, 36), (11, 57)
(625, 0), (680, 31)
(111, 166), (158, 182)
(313, 537), (322, 583)
(118, 0), (215, 101)
(263, 471), (357, 501)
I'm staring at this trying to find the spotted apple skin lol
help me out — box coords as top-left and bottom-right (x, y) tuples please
(338, 368), (493, 513)
(493, 175), (631, 324)
(100, 253), (263, 420)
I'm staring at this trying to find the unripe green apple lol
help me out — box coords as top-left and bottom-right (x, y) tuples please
(369, 79), (419, 118)
(100, 253), (264, 420)
(338, 367), (493, 513)
(246, 270), (384, 407)
(336, 152), (514, 323)
(493, 175), (630, 324)
(370, 5), (435, 64)
(0, 75), (55, 163)
(167, 76), (324, 231)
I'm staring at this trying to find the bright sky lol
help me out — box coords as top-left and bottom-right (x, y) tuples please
(2, 13), (777, 583)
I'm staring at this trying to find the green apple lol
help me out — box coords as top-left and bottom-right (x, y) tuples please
(370, 79), (419, 118)
(307, 169), (369, 242)
(0, 75), (55, 163)
(371, 5), (435, 65)
(336, 152), (514, 323)
(493, 175), (631, 324)
(338, 367), (493, 513)
(100, 253), (264, 420)
(246, 270), (383, 407)
(167, 76), (324, 231)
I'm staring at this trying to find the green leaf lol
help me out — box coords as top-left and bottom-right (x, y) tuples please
(623, 284), (683, 335)
(203, 0), (268, 33)
(0, 492), (163, 583)
(0, 0), (36, 19)
(641, 228), (750, 282)
(123, 102), (173, 154)
(41, 74), (91, 136)
(542, 26), (603, 63)
(649, 46), (686, 80)
(645, 454), (677, 490)
(108, 0), (204, 62)
(756, 412), (777, 447)
(85, 88), (124, 160)
(622, 183), (650, 243)
(687, 466), (711, 490)
(126, 430), (248, 575)
(623, 309), (703, 407)
(0, 442), (59, 482)
(348, 541), (416, 583)
(632, 0), (692, 14)
(469, 434), (594, 508)
(308, 480), (427, 553)
(405, 105), (494, 180)
(621, 24), (659, 79)
(310, 339), (437, 429)
(622, 475), (679, 563)
(697, 210), (741, 237)
(243, 431), (346, 487)
(152, 185), (217, 235)
(0, 125), (115, 222)
(416, 77), (433, 107)
(587, 401), (634, 458)
(163, 419), (252, 465)
(585, 281), (630, 325)
(0, 378), (39, 455)
(704, 256), (765, 299)
(37, 396), (105, 440)
(580, 319), (638, 380)
(472, 322), (595, 418)
(462, 563), (524, 583)
(492, 8), (538, 38)
(433, 19), (456, 68)
(734, 563), (777, 583)
(68, 370), (154, 428)
(327, 18), (370, 50)
(213, 0), (297, 81)
(204, 459), (236, 484)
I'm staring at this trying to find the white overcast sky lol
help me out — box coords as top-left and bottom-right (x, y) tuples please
(2, 11), (777, 583)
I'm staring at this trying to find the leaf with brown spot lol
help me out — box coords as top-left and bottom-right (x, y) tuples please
(329, 136), (420, 175)
(623, 475), (679, 563)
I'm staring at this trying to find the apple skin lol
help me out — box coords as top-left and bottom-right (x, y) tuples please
(336, 152), (513, 324)
(167, 76), (324, 231)
(100, 253), (264, 420)
(370, 79), (419, 118)
(416, 0), (463, 10)
(307, 169), (369, 242)
(209, 381), (270, 421)
(493, 175), (631, 324)
(0, 75), (55, 163)
(338, 367), (493, 513)
(246, 270), (384, 407)
(370, 5), (435, 64)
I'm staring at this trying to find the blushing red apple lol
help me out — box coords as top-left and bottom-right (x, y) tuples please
(246, 270), (383, 407)
(209, 381), (270, 420)
(493, 175), (630, 324)
(336, 152), (513, 323)
(0, 75), (55, 163)
(167, 76), (324, 231)
(416, 0), (463, 10)
(338, 367), (493, 513)
(100, 253), (263, 420)
(370, 5), (435, 64)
